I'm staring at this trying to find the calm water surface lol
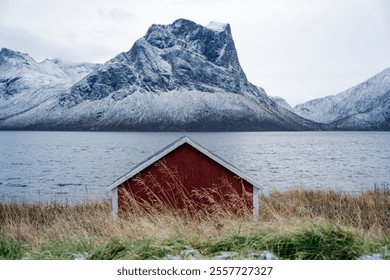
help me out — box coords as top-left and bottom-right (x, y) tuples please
(0, 131), (389, 203)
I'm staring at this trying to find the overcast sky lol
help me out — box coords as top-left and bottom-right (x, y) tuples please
(0, 0), (389, 105)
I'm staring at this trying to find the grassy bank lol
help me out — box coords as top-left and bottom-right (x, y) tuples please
(0, 188), (389, 260)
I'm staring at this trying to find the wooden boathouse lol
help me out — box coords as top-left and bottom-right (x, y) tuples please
(107, 136), (261, 218)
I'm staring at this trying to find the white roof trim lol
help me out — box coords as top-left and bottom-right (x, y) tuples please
(106, 136), (262, 191)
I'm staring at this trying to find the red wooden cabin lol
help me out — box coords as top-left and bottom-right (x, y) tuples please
(107, 136), (261, 218)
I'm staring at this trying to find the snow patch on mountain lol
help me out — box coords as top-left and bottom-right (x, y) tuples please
(1, 90), (313, 131)
(206, 21), (228, 32)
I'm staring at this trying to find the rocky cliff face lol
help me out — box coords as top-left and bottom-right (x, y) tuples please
(59, 19), (268, 107)
(0, 19), (316, 131)
(294, 68), (390, 130)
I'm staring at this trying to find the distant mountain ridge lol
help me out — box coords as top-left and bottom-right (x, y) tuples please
(0, 19), (315, 131)
(0, 48), (99, 121)
(1, 19), (388, 131)
(293, 68), (390, 130)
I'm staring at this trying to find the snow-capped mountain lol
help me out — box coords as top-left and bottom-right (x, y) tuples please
(294, 68), (390, 130)
(0, 19), (316, 131)
(0, 48), (99, 121)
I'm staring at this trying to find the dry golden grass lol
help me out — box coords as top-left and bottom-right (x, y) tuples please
(0, 199), (256, 245)
(260, 187), (390, 235)
(1, 186), (389, 246)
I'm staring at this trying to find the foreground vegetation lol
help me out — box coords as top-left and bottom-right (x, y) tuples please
(0, 187), (389, 260)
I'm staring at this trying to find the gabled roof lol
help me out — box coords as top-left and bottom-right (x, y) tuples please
(106, 136), (262, 191)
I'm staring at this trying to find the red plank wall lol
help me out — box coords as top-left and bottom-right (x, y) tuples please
(118, 143), (253, 213)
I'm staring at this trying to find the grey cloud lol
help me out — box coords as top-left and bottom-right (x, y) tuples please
(0, 23), (49, 61)
(0, 23), (115, 63)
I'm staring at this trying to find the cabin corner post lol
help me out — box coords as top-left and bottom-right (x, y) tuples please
(112, 187), (118, 218)
(252, 186), (259, 220)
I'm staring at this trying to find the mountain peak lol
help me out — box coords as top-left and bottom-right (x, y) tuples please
(171, 18), (198, 28)
(144, 18), (232, 49)
(0, 48), (18, 57)
(0, 48), (30, 58)
(143, 18), (243, 76)
(0, 48), (36, 67)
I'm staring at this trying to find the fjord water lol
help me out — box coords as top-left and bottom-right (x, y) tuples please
(0, 131), (389, 204)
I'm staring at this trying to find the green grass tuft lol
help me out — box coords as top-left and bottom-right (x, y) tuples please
(88, 238), (128, 260)
(26, 238), (95, 260)
(0, 235), (25, 260)
(264, 223), (363, 260)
